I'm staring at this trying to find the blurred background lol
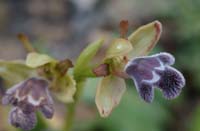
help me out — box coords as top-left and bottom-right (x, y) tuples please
(0, 0), (200, 131)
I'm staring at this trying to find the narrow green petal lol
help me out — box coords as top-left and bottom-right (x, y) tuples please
(128, 20), (162, 57)
(95, 75), (126, 117)
(74, 39), (104, 78)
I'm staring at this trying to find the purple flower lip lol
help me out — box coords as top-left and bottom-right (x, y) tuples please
(2, 77), (54, 130)
(9, 107), (37, 131)
(125, 52), (185, 103)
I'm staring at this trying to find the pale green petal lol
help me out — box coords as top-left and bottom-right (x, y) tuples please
(26, 52), (57, 68)
(95, 75), (126, 117)
(128, 20), (162, 57)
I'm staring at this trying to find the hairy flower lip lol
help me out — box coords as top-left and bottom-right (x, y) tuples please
(124, 52), (185, 102)
(155, 66), (185, 99)
(2, 77), (54, 130)
(9, 107), (37, 131)
(124, 52), (173, 71)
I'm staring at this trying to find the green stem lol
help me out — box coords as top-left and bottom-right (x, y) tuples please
(63, 78), (86, 131)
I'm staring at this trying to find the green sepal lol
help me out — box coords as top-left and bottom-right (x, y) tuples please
(0, 60), (36, 88)
(128, 20), (162, 58)
(74, 39), (104, 79)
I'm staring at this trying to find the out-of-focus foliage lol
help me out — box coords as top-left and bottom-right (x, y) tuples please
(173, 0), (200, 90)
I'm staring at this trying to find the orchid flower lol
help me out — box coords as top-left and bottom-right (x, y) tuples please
(0, 51), (75, 130)
(95, 20), (185, 117)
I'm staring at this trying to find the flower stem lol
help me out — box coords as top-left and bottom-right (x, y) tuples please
(63, 78), (86, 131)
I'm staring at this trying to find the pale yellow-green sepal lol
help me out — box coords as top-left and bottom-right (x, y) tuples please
(0, 60), (36, 88)
(26, 52), (57, 68)
(128, 20), (162, 58)
(95, 75), (126, 117)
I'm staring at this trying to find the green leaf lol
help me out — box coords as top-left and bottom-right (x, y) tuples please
(51, 75), (76, 103)
(95, 75), (126, 117)
(74, 39), (104, 78)
(128, 20), (162, 58)
(0, 60), (36, 88)
(105, 38), (133, 59)
(26, 52), (57, 68)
